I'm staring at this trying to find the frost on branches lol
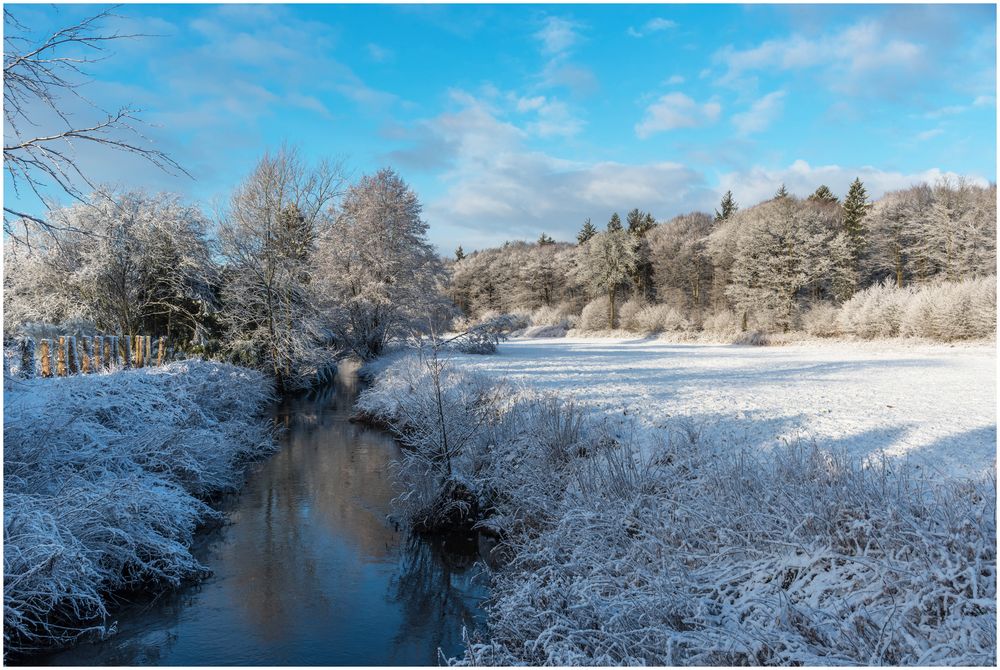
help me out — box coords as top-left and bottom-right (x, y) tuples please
(3, 361), (276, 657)
(360, 352), (996, 666)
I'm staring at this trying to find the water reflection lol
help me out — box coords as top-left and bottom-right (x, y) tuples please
(32, 375), (488, 666)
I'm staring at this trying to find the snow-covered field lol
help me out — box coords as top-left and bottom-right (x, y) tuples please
(448, 337), (996, 479)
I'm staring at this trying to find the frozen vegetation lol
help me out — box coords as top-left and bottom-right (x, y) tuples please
(3, 361), (275, 657)
(358, 342), (996, 665)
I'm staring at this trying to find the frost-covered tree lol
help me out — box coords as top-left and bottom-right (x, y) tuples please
(774, 183), (789, 199)
(577, 218), (597, 244)
(808, 184), (839, 204)
(4, 190), (216, 340)
(607, 212), (623, 232)
(538, 232), (556, 246)
(316, 168), (444, 360)
(218, 147), (344, 390)
(455, 245), (465, 260)
(648, 212), (714, 313)
(715, 190), (738, 222)
(626, 208), (656, 236)
(577, 229), (639, 328)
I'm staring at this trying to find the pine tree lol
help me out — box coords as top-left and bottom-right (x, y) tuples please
(808, 184), (838, 204)
(577, 218), (597, 245)
(607, 212), (623, 232)
(775, 183), (789, 199)
(842, 177), (869, 258)
(538, 233), (555, 246)
(715, 191), (738, 221)
(455, 245), (465, 260)
(627, 208), (656, 236)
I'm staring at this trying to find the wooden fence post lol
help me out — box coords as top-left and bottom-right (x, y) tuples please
(80, 336), (91, 373)
(39, 339), (52, 377)
(145, 336), (152, 367)
(157, 337), (166, 366)
(104, 337), (113, 369)
(134, 335), (144, 368)
(56, 337), (67, 377)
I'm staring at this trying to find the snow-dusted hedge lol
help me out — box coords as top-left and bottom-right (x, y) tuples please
(3, 361), (276, 657)
(361, 353), (996, 666)
(579, 298), (611, 331)
(838, 277), (995, 341)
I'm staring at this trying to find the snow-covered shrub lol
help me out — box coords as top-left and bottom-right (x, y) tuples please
(838, 278), (996, 341)
(617, 298), (646, 332)
(701, 309), (741, 335)
(363, 355), (996, 666)
(636, 304), (690, 333)
(838, 280), (913, 338)
(530, 304), (573, 328)
(578, 298), (611, 331)
(800, 302), (841, 337)
(522, 324), (568, 338)
(448, 314), (521, 354)
(900, 277), (996, 341)
(3, 361), (276, 656)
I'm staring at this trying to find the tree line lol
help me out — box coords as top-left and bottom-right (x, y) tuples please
(449, 179), (996, 333)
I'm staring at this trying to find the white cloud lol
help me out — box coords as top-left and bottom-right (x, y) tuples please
(394, 91), (714, 249)
(717, 159), (990, 206)
(973, 95), (995, 107)
(714, 19), (925, 96)
(635, 93), (721, 138)
(534, 16), (582, 55)
(627, 17), (678, 38)
(732, 90), (786, 136)
(915, 128), (944, 141)
(665, 74), (685, 85)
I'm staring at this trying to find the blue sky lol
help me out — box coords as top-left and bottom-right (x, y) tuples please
(4, 3), (996, 251)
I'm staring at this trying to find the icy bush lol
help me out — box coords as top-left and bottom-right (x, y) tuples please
(3, 361), (276, 657)
(701, 309), (741, 335)
(636, 304), (690, 333)
(447, 314), (522, 354)
(530, 304), (573, 329)
(578, 298), (611, 331)
(899, 277), (996, 341)
(838, 280), (913, 338)
(801, 302), (841, 337)
(617, 298), (646, 331)
(522, 324), (568, 338)
(362, 353), (996, 666)
(839, 278), (996, 341)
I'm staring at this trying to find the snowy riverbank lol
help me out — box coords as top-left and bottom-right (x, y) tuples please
(3, 361), (276, 657)
(359, 340), (996, 664)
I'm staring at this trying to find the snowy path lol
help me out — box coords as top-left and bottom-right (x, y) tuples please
(451, 337), (996, 479)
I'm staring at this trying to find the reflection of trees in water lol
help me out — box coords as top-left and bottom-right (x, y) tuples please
(387, 533), (489, 662)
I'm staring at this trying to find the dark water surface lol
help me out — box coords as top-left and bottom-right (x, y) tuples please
(34, 372), (489, 666)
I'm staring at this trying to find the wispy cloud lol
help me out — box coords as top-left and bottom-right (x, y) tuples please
(732, 90), (786, 136)
(627, 17), (677, 38)
(534, 16), (583, 55)
(635, 93), (721, 138)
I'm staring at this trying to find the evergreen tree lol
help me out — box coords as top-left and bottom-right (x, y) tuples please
(808, 184), (839, 204)
(774, 183), (789, 199)
(627, 208), (656, 236)
(842, 177), (869, 260)
(607, 212), (623, 232)
(715, 191), (738, 221)
(455, 245), (465, 260)
(577, 218), (597, 245)
(538, 232), (555, 246)
(578, 229), (638, 329)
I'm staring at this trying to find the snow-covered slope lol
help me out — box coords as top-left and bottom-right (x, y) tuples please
(450, 337), (996, 479)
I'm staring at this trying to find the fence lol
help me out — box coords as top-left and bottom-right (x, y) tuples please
(7, 335), (173, 379)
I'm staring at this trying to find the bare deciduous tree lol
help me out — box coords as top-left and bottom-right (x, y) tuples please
(3, 7), (187, 241)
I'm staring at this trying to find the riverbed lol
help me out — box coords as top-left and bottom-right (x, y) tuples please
(32, 372), (488, 665)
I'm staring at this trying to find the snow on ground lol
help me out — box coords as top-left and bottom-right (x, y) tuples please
(449, 336), (996, 479)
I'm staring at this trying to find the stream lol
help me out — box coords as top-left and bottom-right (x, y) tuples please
(33, 369), (490, 666)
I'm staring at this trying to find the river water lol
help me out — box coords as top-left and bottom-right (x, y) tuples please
(34, 371), (489, 666)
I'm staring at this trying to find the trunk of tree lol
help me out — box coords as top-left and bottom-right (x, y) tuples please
(608, 289), (616, 330)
